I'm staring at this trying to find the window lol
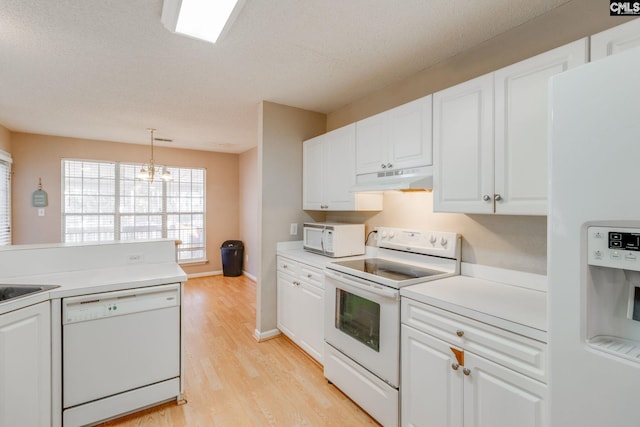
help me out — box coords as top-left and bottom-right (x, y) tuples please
(62, 159), (206, 262)
(0, 151), (11, 246)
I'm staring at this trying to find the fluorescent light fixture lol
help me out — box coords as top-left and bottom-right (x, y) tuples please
(161, 0), (244, 44)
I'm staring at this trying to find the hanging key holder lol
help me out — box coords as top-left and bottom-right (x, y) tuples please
(32, 177), (48, 207)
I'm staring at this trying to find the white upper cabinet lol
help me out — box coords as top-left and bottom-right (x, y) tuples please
(356, 96), (432, 175)
(302, 135), (325, 209)
(433, 73), (494, 214)
(493, 38), (588, 215)
(355, 111), (387, 175)
(434, 38), (587, 215)
(303, 124), (382, 211)
(591, 19), (640, 60)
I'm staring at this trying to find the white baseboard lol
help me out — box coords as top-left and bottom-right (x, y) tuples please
(253, 328), (280, 342)
(187, 270), (221, 279)
(188, 270), (256, 281)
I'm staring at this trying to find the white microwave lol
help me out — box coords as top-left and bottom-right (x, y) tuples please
(303, 223), (365, 257)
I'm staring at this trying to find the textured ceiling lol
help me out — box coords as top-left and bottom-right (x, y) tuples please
(0, 0), (570, 153)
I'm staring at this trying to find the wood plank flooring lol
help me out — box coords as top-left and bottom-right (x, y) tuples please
(98, 275), (380, 427)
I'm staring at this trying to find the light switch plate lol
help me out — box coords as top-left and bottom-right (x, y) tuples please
(38, 208), (45, 217)
(290, 223), (298, 235)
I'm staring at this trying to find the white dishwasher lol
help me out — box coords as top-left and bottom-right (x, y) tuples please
(62, 283), (181, 427)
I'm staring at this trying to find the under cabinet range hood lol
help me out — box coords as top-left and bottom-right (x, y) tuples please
(351, 165), (433, 192)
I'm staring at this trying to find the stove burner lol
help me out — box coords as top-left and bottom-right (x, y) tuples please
(332, 258), (446, 282)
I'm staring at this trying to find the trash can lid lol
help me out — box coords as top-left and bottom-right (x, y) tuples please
(221, 240), (243, 249)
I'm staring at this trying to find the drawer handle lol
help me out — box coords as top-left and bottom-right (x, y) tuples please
(463, 368), (471, 376)
(293, 281), (300, 286)
(451, 363), (460, 371)
(283, 264), (288, 269)
(307, 274), (312, 278)
(456, 330), (464, 337)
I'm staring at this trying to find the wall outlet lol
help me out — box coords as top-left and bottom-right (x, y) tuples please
(290, 223), (298, 235)
(127, 253), (143, 264)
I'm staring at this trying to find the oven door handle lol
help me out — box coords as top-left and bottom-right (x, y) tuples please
(325, 270), (399, 300)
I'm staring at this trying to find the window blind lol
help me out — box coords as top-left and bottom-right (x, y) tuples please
(0, 151), (11, 246)
(61, 159), (206, 262)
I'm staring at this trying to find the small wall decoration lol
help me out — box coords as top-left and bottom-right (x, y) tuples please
(32, 177), (48, 207)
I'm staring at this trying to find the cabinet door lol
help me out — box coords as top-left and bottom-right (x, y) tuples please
(433, 73), (494, 213)
(356, 111), (388, 175)
(323, 124), (357, 210)
(297, 281), (324, 363)
(401, 325), (463, 427)
(591, 19), (640, 60)
(463, 351), (546, 427)
(389, 96), (433, 170)
(276, 273), (298, 340)
(302, 135), (325, 210)
(0, 301), (51, 427)
(494, 38), (587, 215)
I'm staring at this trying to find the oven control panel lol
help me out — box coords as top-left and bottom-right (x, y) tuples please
(588, 226), (640, 272)
(375, 227), (460, 259)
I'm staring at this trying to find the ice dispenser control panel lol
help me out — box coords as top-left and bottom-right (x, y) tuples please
(588, 226), (640, 272)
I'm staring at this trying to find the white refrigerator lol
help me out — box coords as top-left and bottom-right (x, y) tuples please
(548, 47), (640, 426)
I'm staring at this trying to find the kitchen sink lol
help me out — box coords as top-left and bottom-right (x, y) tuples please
(0, 284), (59, 303)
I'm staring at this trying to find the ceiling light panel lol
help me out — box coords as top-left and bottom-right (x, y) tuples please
(161, 0), (242, 44)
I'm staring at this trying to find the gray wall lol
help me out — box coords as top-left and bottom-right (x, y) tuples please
(256, 101), (326, 336)
(239, 147), (259, 278)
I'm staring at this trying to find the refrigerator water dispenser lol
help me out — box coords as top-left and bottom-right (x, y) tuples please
(586, 226), (640, 363)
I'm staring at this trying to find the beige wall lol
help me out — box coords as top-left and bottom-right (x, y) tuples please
(256, 101), (325, 336)
(10, 132), (239, 276)
(328, 1), (635, 129)
(239, 147), (258, 278)
(323, 2), (634, 276)
(327, 193), (547, 274)
(0, 125), (10, 153)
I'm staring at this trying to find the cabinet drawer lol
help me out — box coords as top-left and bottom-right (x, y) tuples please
(402, 298), (547, 383)
(277, 257), (301, 276)
(300, 265), (324, 289)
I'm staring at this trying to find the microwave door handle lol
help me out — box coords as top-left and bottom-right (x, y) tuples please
(321, 229), (325, 252)
(325, 271), (399, 300)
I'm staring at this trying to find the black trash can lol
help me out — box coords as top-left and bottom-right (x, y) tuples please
(220, 240), (244, 277)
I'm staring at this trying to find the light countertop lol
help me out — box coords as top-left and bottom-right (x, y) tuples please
(0, 262), (187, 315)
(401, 275), (547, 342)
(277, 241), (367, 268)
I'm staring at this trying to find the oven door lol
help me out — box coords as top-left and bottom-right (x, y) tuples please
(324, 269), (400, 387)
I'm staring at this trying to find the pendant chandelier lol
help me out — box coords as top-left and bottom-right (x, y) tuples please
(137, 128), (173, 182)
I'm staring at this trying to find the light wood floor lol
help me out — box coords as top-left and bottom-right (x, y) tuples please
(99, 275), (380, 427)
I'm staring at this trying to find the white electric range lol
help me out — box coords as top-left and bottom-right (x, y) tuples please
(323, 227), (461, 427)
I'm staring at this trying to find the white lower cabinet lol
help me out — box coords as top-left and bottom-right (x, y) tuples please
(402, 325), (463, 427)
(276, 256), (324, 363)
(0, 301), (51, 427)
(401, 299), (546, 427)
(462, 351), (546, 427)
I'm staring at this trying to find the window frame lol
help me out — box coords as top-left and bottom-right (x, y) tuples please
(61, 158), (206, 264)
